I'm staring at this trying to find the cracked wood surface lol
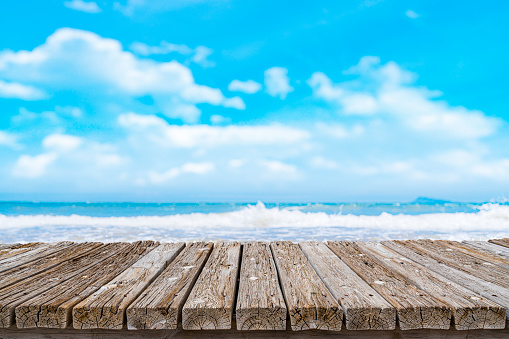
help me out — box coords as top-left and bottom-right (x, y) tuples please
(182, 241), (240, 330)
(382, 240), (509, 321)
(489, 238), (509, 249)
(236, 242), (287, 331)
(464, 241), (509, 258)
(0, 243), (40, 261)
(72, 242), (183, 330)
(327, 241), (451, 330)
(271, 241), (342, 331)
(0, 242), (73, 273)
(0, 242), (103, 289)
(16, 241), (158, 329)
(435, 240), (509, 271)
(357, 241), (506, 330)
(299, 241), (395, 330)
(0, 243), (124, 328)
(0, 244), (19, 251)
(127, 242), (213, 330)
(404, 240), (509, 290)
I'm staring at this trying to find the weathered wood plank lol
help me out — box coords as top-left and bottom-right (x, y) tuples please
(436, 240), (509, 270)
(0, 242), (73, 272)
(16, 241), (158, 329)
(0, 242), (103, 288)
(489, 238), (509, 249)
(0, 243), (41, 260)
(72, 242), (184, 330)
(0, 243), (126, 328)
(464, 241), (509, 258)
(299, 241), (395, 330)
(271, 241), (342, 331)
(407, 240), (509, 290)
(327, 241), (451, 330)
(182, 241), (241, 330)
(0, 244), (19, 251)
(382, 240), (509, 321)
(236, 242), (287, 331)
(357, 241), (506, 330)
(127, 242), (213, 330)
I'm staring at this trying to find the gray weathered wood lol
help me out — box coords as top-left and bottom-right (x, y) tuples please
(182, 241), (241, 330)
(72, 242), (184, 330)
(299, 241), (395, 330)
(407, 240), (509, 290)
(0, 242), (73, 272)
(327, 241), (451, 330)
(436, 240), (509, 270)
(127, 242), (213, 330)
(15, 241), (158, 329)
(271, 241), (342, 331)
(236, 242), (287, 331)
(489, 238), (509, 249)
(464, 241), (509, 258)
(0, 243), (41, 260)
(382, 240), (509, 321)
(0, 243), (126, 328)
(357, 241), (506, 330)
(0, 244), (19, 251)
(0, 242), (103, 288)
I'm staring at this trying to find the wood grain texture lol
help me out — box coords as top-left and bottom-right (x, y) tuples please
(236, 242), (287, 331)
(357, 241), (506, 330)
(382, 240), (509, 321)
(72, 242), (183, 330)
(271, 241), (342, 331)
(435, 240), (509, 270)
(489, 238), (509, 249)
(0, 242), (73, 273)
(464, 241), (509, 258)
(0, 242), (102, 289)
(182, 241), (241, 330)
(16, 241), (157, 329)
(0, 244), (19, 251)
(0, 243), (124, 328)
(406, 240), (509, 290)
(299, 241), (395, 330)
(327, 241), (451, 330)
(127, 242), (213, 330)
(0, 243), (40, 260)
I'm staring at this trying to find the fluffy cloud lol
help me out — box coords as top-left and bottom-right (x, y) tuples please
(0, 28), (243, 122)
(264, 67), (293, 99)
(118, 112), (310, 148)
(228, 79), (262, 94)
(261, 160), (297, 174)
(42, 134), (83, 153)
(308, 56), (498, 139)
(0, 80), (46, 100)
(148, 162), (215, 184)
(0, 131), (19, 148)
(406, 10), (420, 19)
(12, 153), (58, 179)
(131, 41), (215, 68)
(64, 0), (102, 13)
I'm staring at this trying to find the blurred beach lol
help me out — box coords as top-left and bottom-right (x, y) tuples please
(2, 199), (508, 243)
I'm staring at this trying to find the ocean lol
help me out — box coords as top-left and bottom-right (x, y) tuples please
(1, 199), (508, 243)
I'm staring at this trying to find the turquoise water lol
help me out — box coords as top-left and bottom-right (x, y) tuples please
(1, 199), (508, 243)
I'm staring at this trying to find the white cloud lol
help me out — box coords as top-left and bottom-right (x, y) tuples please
(12, 153), (58, 178)
(42, 134), (83, 153)
(315, 122), (364, 139)
(131, 41), (215, 68)
(0, 131), (19, 148)
(310, 156), (338, 169)
(264, 67), (293, 99)
(228, 79), (262, 94)
(0, 28), (242, 123)
(229, 159), (246, 168)
(261, 160), (298, 174)
(210, 114), (230, 124)
(64, 0), (102, 13)
(148, 162), (215, 184)
(0, 80), (46, 100)
(406, 10), (420, 19)
(308, 56), (499, 139)
(118, 112), (310, 148)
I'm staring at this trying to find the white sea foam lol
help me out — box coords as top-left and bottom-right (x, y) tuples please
(1, 202), (509, 242)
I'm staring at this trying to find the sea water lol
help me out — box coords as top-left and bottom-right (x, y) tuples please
(1, 199), (508, 243)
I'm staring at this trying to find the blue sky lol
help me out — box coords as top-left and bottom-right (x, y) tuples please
(0, 0), (508, 202)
